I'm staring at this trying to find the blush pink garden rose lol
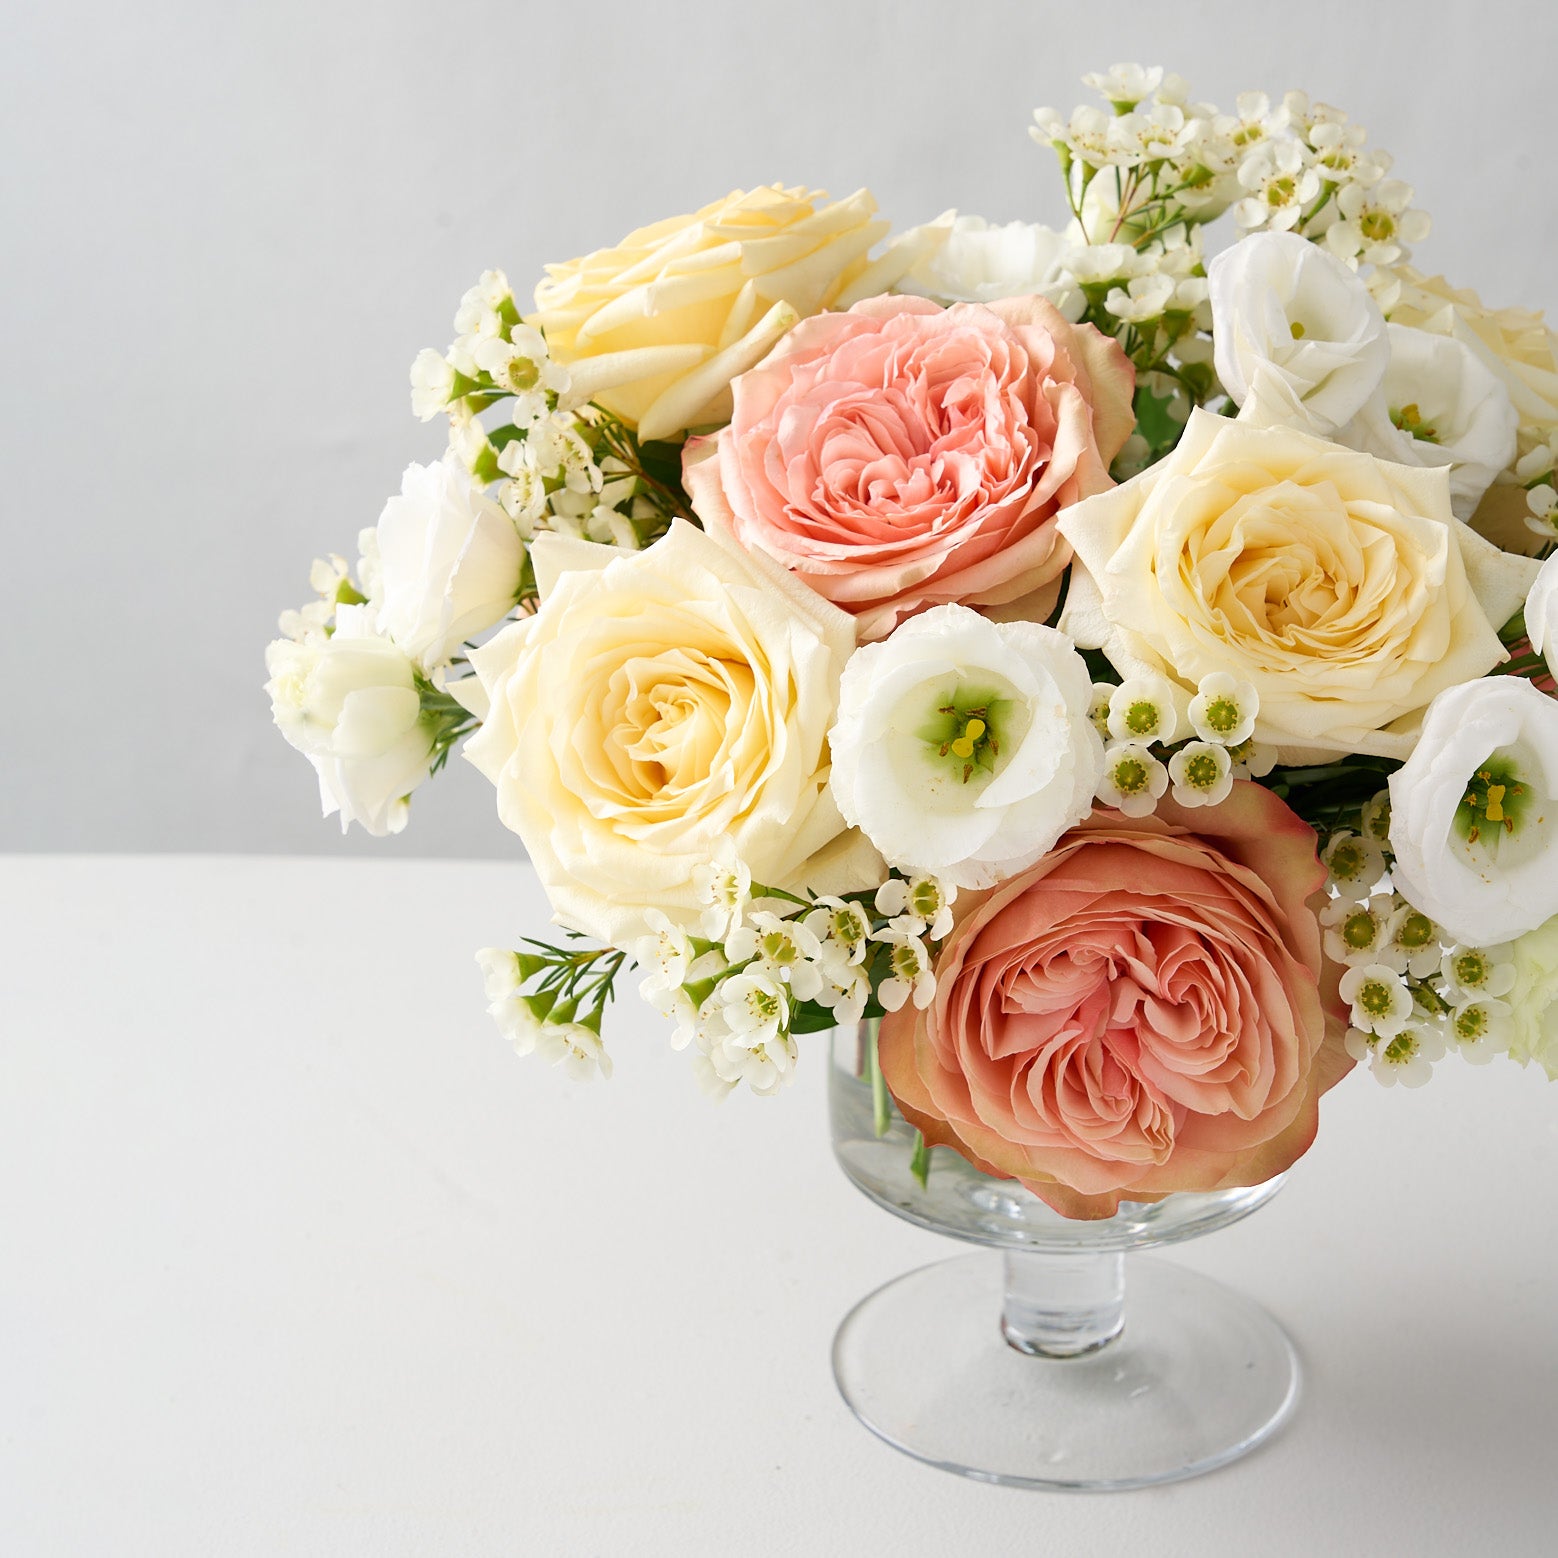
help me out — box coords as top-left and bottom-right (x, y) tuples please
(878, 783), (1352, 1219)
(683, 293), (1135, 640)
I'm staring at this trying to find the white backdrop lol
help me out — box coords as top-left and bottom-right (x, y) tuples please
(5, 0), (1556, 855)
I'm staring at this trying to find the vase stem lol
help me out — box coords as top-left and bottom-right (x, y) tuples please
(1000, 1248), (1125, 1358)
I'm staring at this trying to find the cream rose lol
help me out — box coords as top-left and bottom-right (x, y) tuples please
(462, 520), (879, 945)
(528, 186), (890, 443)
(1058, 411), (1538, 760)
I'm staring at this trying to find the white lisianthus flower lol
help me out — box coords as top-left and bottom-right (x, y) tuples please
(1209, 230), (1389, 434)
(1388, 677), (1558, 946)
(410, 348), (457, 422)
(374, 456), (526, 670)
(892, 214), (1084, 318)
(264, 605), (434, 837)
(1340, 326), (1518, 520)
(1167, 741), (1233, 808)
(1523, 553), (1558, 676)
(827, 605), (1102, 891)
(1338, 963), (1414, 1038)
(1098, 741), (1168, 817)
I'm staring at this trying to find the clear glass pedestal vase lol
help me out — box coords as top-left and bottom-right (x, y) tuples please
(828, 1026), (1299, 1491)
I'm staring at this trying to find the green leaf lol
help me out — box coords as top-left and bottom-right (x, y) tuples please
(1132, 382), (1183, 459)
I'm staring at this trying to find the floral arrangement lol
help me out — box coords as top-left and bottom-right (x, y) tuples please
(267, 65), (1558, 1218)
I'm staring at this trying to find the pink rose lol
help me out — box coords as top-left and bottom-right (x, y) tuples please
(878, 784), (1351, 1219)
(684, 294), (1134, 641)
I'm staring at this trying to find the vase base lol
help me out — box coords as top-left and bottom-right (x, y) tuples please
(833, 1251), (1298, 1491)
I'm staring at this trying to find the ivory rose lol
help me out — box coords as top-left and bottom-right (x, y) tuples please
(684, 293), (1134, 641)
(528, 186), (890, 442)
(461, 520), (879, 946)
(877, 784), (1350, 1219)
(1058, 410), (1538, 760)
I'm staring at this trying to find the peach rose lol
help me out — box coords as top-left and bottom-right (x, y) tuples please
(684, 294), (1134, 641)
(878, 784), (1351, 1219)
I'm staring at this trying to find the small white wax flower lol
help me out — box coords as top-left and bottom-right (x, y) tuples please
(1188, 672), (1259, 746)
(725, 911), (825, 1001)
(1226, 737), (1277, 779)
(693, 844), (752, 941)
(1107, 674), (1181, 745)
(1350, 1019), (1444, 1088)
(1339, 963), (1414, 1038)
(1234, 142), (1322, 234)
(817, 963), (871, 1027)
(1081, 63), (1163, 108)
(1526, 484), (1557, 540)
(1167, 741), (1233, 808)
(1388, 678), (1558, 945)
(1448, 997), (1512, 1064)
(1319, 894), (1395, 966)
(1358, 789), (1393, 848)
(1105, 274), (1176, 324)
(453, 268), (512, 336)
(873, 927), (936, 1012)
(630, 908), (693, 1006)
(1380, 899), (1442, 979)
(1098, 742), (1169, 817)
(802, 897), (873, 969)
(1439, 943), (1517, 1002)
(874, 876), (956, 941)
(1320, 830), (1386, 901)
(535, 1021), (613, 1082)
(410, 348), (457, 422)
(696, 973), (796, 1097)
(1087, 684), (1115, 743)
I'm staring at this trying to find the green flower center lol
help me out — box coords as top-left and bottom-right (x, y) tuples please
(1358, 979), (1395, 1018)
(1329, 841), (1368, 880)
(1112, 756), (1150, 796)
(1454, 1005), (1490, 1042)
(908, 882), (944, 920)
(1360, 209), (1396, 243)
(1396, 912), (1435, 951)
(1123, 699), (1162, 737)
(1183, 751), (1223, 790)
(1201, 695), (1241, 735)
(1391, 402), (1440, 444)
(1266, 175), (1296, 206)
(746, 987), (781, 1023)
(1455, 753), (1532, 847)
(1342, 911), (1378, 950)
(506, 356), (541, 392)
(1453, 951), (1490, 989)
(891, 945), (924, 980)
(919, 687), (1010, 785)
(758, 930), (799, 966)
(1382, 1030), (1419, 1065)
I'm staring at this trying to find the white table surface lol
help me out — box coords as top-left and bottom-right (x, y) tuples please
(3, 854), (1556, 1556)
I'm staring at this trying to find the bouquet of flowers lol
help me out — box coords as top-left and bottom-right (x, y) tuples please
(266, 64), (1558, 1219)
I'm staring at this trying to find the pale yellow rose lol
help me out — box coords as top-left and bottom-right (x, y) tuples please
(1057, 411), (1538, 761)
(529, 186), (903, 443)
(462, 520), (881, 946)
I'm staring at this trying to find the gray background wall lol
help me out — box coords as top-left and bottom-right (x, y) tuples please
(5, 0), (1555, 857)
